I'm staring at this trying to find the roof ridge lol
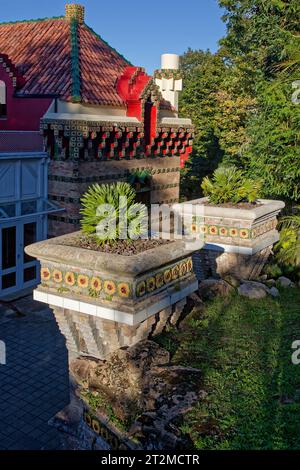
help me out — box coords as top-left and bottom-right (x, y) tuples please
(82, 23), (133, 66)
(70, 19), (81, 102)
(0, 16), (64, 26)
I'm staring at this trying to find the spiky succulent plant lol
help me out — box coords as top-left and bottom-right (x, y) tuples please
(80, 182), (148, 244)
(201, 166), (261, 204)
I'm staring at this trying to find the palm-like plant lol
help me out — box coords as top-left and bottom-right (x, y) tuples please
(201, 166), (261, 204)
(80, 182), (148, 244)
(277, 206), (300, 266)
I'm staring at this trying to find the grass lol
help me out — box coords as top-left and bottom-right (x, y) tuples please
(155, 288), (300, 450)
(81, 391), (130, 432)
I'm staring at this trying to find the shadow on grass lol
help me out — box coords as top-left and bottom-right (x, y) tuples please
(162, 289), (300, 450)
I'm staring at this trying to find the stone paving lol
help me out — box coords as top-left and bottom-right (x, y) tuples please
(0, 295), (70, 450)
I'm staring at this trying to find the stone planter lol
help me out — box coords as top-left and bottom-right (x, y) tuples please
(25, 233), (199, 360)
(175, 197), (285, 280)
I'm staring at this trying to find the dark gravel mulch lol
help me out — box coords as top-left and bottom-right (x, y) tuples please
(60, 234), (173, 256)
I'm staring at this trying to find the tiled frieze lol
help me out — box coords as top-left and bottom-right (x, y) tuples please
(40, 257), (193, 303)
(41, 119), (193, 162)
(187, 216), (278, 241)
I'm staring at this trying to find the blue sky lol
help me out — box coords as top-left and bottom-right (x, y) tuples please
(0, 0), (226, 74)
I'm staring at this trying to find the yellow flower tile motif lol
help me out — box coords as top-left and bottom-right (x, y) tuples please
(104, 280), (116, 296)
(84, 413), (92, 427)
(91, 277), (102, 292)
(41, 267), (51, 281)
(179, 262), (187, 277)
(190, 224), (198, 234)
(146, 277), (156, 293)
(199, 225), (208, 234)
(65, 272), (76, 286)
(155, 272), (164, 289)
(136, 281), (146, 297)
(77, 274), (89, 288)
(209, 225), (218, 236)
(92, 419), (100, 434)
(52, 269), (63, 283)
(118, 282), (130, 298)
(164, 269), (172, 284)
(239, 228), (250, 239)
(172, 265), (180, 280)
(229, 228), (239, 237)
(219, 227), (229, 237)
(187, 259), (193, 272)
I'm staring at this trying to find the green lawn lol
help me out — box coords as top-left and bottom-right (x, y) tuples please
(156, 288), (300, 450)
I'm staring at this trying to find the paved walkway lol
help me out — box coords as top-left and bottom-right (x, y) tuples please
(0, 295), (70, 450)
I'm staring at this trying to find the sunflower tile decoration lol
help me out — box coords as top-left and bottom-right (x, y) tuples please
(40, 256), (194, 302)
(188, 218), (277, 240)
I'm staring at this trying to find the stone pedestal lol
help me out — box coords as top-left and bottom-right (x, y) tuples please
(175, 197), (285, 281)
(26, 233), (199, 360)
(51, 298), (187, 360)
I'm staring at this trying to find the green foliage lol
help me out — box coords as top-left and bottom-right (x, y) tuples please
(244, 77), (300, 201)
(179, 50), (225, 199)
(201, 166), (261, 204)
(218, 0), (300, 201)
(276, 206), (300, 267)
(80, 182), (148, 243)
(81, 391), (133, 432)
(155, 289), (300, 449)
(263, 263), (283, 280)
(180, 0), (300, 202)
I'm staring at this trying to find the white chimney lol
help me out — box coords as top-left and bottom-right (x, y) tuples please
(161, 54), (180, 70)
(155, 54), (183, 113)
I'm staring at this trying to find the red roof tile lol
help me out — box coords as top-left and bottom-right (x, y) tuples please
(0, 17), (129, 106)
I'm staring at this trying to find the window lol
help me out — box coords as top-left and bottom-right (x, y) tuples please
(0, 80), (7, 118)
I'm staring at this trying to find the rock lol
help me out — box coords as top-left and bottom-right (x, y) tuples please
(266, 279), (276, 287)
(238, 281), (268, 299)
(222, 275), (241, 288)
(198, 279), (235, 301)
(269, 287), (280, 298)
(169, 299), (186, 326)
(70, 339), (203, 450)
(259, 274), (268, 282)
(278, 276), (293, 288)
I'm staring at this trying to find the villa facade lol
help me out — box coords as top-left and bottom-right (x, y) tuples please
(0, 3), (193, 298)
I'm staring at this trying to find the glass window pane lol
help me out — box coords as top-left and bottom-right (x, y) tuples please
(24, 266), (37, 283)
(2, 272), (16, 290)
(2, 226), (16, 269)
(21, 200), (37, 216)
(24, 222), (37, 263)
(0, 204), (16, 218)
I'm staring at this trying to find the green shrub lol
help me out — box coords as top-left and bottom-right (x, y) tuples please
(201, 166), (261, 205)
(80, 182), (148, 244)
(276, 206), (300, 267)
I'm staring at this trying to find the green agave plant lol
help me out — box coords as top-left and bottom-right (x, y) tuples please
(201, 166), (262, 204)
(80, 182), (148, 244)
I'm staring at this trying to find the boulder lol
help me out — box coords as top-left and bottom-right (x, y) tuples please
(238, 281), (268, 299)
(198, 279), (235, 301)
(222, 274), (241, 288)
(70, 340), (203, 449)
(269, 287), (280, 298)
(278, 276), (293, 288)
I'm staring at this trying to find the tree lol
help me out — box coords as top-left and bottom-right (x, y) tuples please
(179, 49), (225, 199)
(218, 0), (300, 201)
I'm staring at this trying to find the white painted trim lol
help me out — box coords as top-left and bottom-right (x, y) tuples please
(33, 280), (198, 326)
(44, 112), (140, 124)
(203, 232), (279, 255)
